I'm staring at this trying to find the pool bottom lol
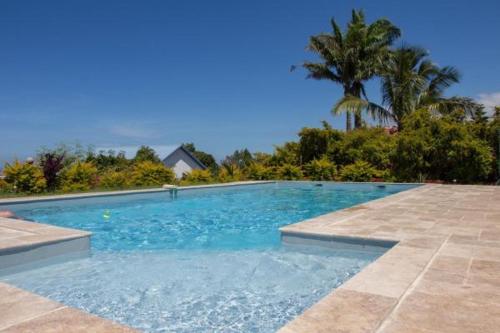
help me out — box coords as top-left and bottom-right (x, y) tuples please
(0, 244), (382, 333)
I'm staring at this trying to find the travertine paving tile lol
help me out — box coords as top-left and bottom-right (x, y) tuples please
(279, 185), (500, 333)
(0, 282), (64, 330)
(0, 307), (139, 332)
(278, 289), (397, 333)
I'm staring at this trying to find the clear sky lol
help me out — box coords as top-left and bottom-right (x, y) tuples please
(1, 0), (499, 163)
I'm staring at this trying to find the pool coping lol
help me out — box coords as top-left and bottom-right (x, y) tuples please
(277, 184), (500, 333)
(1, 182), (499, 332)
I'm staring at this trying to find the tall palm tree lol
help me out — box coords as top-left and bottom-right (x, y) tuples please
(302, 9), (400, 130)
(334, 46), (474, 129)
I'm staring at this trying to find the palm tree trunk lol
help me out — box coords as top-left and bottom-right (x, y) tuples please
(345, 111), (352, 131)
(354, 112), (362, 128)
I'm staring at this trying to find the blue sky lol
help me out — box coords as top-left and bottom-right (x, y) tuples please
(1, 0), (499, 163)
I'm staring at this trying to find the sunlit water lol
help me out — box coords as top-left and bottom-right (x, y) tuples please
(0, 182), (416, 332)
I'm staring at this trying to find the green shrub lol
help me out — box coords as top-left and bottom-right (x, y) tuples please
(334, 128), (395, 170)
(246, 163), (274, 180)
(217, 164), (245, 182)
(3, 161), (47, 193)
(131, 161), (175, 186)
(339, 161), (375, 182)
(182, 169), (213, 184)
(99, 170), (131, 189)
(304, 156), (336, 180)
(61, 162), (98, 192)
(0, 178), (8, 191)
(277, 163), (303, 180)
(392, 109), (493, 182)
(299, 122), (343, 163)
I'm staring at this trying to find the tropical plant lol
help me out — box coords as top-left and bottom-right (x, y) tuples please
(3, 161), (47, 193)
(277, 164), (303, 180)
(246, 163), (274, 180)
(99, 170), (131, 189)
(334, 127), (395, 170)
(391, 109), (493, 182)
(298, 121), (343, 163)
(39, 152), (65, 191)
(87, 149), (130, 171)
(61, 162), (98, 192)
(218, 163), (244, 182)
(134, 146), (161, 164)
(222, 149), (254, 169)
(302, 9), (400, 130)
(304, 156), (337, 180)
(0, 178), (9, 193)
(339, 160), (375, 181)
(269, 142), (301, 166)
(131, 161), (175, 186)
(334, 46), (475, 129)
(182, 169), (213, 184)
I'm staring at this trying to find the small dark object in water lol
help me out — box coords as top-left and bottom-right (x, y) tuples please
(376, 184), (386, 189)
(315, 183), (323, 187)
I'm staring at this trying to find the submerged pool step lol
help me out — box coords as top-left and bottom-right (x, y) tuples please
(280, 230), (397, 254)
(0, 217), (91, 274)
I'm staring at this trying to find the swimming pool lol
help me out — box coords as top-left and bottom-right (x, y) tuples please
(0, 182), (416, 332)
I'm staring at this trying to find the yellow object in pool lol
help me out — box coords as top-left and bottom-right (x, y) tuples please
(103, 210), (111, 220)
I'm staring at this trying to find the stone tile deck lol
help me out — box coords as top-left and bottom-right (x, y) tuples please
(279, 184), (500, 333)
(0, 183), (498, 332)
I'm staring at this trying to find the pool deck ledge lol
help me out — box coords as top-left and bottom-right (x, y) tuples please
(278, 184), (500, 333)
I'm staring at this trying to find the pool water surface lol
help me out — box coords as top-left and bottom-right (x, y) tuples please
(0, 182), (416, 332)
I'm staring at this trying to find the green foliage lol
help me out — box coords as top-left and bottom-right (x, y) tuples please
(303, 9), (400, 129)
(218, 163), (244, 182)
(38, 143), (92, 168)
(61, 162), (98, 192)
(246, 163), (274, 180)
(87, 150), (130, 171)
(339, 161), (376, 182)
(131, 161), (175, 186)
(134, 146), (161, 164)
(334, 128), (395, 170)
(270, 142), (300, 166)
(392, 110), (493, 182)
(3, 161), (46, 193)
(304, 156), (336, 180)
(223, 149), (254, 169)
(182, 143), (218, 171)
(299, 122), (343, 163)
(277, 163), (303, 180)
(182, 169), (213, 185)
(0, 178), (9, 193)
(99, 170), (131, 189)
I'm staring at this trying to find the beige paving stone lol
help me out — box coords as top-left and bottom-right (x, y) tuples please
(379, 319), (441, 333)
(414, 277), (500, 305)
(428, 255), (470, 274)
(0, 282), (64, 330)
(0, 307), (138, 333)
(278, 289), (397, 333)
(392, 292), (500, 333)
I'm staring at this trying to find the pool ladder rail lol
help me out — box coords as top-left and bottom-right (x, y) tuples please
(163, 184), (179, 199)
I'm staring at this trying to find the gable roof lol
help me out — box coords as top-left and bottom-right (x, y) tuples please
(162, 145), (207, 169)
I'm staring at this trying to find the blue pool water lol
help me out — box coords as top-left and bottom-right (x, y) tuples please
(0, 182), (416, 332)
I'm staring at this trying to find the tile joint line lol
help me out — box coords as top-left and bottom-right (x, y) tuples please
(374, 234), (451, 333)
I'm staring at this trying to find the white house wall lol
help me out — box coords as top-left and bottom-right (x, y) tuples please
(173, 159), (193, 179)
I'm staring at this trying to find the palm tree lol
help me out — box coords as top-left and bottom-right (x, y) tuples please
(334, 46), (475, 129)
(302, 9), (400, 130)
